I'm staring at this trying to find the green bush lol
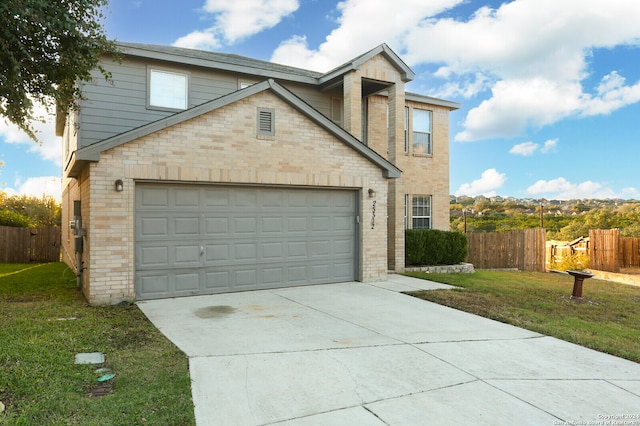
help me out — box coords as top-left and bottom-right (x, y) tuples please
(0, 209), (31, 227)
(406, 229), (468, 266)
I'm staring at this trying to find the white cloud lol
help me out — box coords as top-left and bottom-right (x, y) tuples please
(406, 0), (640, 141)
(510, 141), (538, 156)
(455, 168), (506, 197)
(271, 0), (464, 71)
(0, 103), (62, 167)
(526, 177), (634, 200)
(173, 31), (221, 50)
(174, 0), (299, 49)
(509, 138), (558, 156)
(4, 176), (62, 201)
(541, 138), (558, 153)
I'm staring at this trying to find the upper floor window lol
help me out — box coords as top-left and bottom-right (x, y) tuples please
(148, 69), (189, 110)
(412, 109), (432, 154)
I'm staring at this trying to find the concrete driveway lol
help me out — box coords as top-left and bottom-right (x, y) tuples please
(138, 275), (640, 425)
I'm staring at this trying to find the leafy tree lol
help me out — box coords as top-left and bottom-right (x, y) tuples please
(0, 192), (61, 226)
(0, 0), (118, 140)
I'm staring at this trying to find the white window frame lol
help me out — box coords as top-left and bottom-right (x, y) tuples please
(411, 195), (432, 229)
(404, 106), (409, 153)
(412, 108), (432, 155)
(148, 68), (189, 111)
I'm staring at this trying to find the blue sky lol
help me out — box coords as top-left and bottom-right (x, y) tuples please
(2, 0), (640, 201)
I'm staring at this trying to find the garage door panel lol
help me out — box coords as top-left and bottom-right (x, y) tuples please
(334, 216), (354, 231)
(140, 188), (169, 207)
(205, 244), (230, 263)
(203, 188), (230, 207)
(262, 191), (284, 207)
(311, 216), (331, 232)
(136, 184), (357, 299)
(310, 240), (330, 256)
(139, 217), (169, 237)
(334, 239), (354, 255)
(262, 217), (283, 233)
(235, 269), (258, 287)
(287, 241), (308, 257)
(138, 245), (169, 267)
(204, 217), (229, 235)
(287, 217), (308, 232)
(175, 217), (200, 235)
(263, 268), (283, 284)
(235, 191), (258, 208)
(235, 243), (258, 260)
(262, 242), (283, 258)
(174, 244), (201, 265)
(204, 271), (229, 289)
(175, 272), (199, 291)
(235, 217), (257, 233)
(175, 189), (199, 207)
(139, 274), (170, 295)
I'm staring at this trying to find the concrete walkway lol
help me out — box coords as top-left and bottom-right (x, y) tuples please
(138, 275), (640, 425)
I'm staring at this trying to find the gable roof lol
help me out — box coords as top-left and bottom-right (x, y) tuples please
(116, 42), (415, 86)
(72, 79), (401, 179)
(319, 43), (415, 85)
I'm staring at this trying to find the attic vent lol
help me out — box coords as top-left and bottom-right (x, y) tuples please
(257, 108), (275, 136)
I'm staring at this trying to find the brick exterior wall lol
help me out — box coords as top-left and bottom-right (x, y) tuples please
(66, 90), (390, 304)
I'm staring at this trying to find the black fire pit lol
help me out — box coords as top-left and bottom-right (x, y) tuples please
(566, 270), (594, 299)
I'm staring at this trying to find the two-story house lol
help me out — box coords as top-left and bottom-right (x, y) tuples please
(59, 42), (459, 305)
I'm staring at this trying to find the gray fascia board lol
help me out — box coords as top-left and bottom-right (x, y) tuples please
(405, 92), (461, 110)
(267, 80), (401, 179)
(117, 44), (320, 85)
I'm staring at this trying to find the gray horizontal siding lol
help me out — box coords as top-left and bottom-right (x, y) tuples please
(78, 57), (333, 148)
(281, 82), (333, 118)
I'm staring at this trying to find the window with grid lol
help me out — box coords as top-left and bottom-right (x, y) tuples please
(412, 195), (432, 229)
(412, 109), (432, 154)
(148, 69), (188, 110)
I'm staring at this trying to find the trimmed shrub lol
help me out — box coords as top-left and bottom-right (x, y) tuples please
(406, 229), (468, 266)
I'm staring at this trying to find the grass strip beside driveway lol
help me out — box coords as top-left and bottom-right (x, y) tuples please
(0, 262), (195, 425)
(406, 270), (640, 364)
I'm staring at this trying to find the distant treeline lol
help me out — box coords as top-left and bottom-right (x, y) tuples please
(450, 200), (640, 240)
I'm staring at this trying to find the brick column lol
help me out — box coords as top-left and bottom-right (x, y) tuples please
(387, 82), (405, 271)
(343, 70), (362, 138)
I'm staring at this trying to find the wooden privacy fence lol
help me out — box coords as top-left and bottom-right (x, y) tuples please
(620, 237), (640, 268)
(466, 228), (546, 272)
(589, 229), (640, 272)
(590, 229), (620, 272)
(0, 225), (61, 263)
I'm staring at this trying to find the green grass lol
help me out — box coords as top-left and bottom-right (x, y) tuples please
(0, 263), (195, 425)
(405, 270), (640, 363)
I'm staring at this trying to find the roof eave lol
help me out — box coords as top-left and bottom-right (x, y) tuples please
(115, 43), (320, 85)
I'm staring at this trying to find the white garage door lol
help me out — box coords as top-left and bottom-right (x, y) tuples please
(135, 184), (358, 300)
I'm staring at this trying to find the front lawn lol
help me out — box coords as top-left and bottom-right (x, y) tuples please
(0, 263), (195, 425)
(405, 270), (640, 363)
